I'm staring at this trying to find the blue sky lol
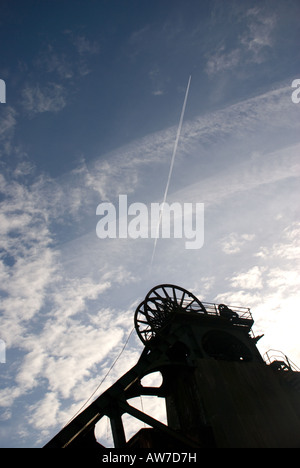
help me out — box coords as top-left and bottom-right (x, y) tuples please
(0, 0), (299, 447)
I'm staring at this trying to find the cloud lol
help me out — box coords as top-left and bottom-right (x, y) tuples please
(0, 169), (62, 440)
(220, 233), (255, 255)
(0, 167), (141, 445)
(205, 7), (277, 75)
(214, 222), (300, 365)
(0, 257), (135, 444)
(0, 175), (59, 348)
(0, 106), (16, 141)
(152, 89), (164, 96)
(230, 266), (264, 290)
(56, 82), (299, 222)
(23, 323), (139, 445)
(67, 82), (300, 226)
(272, 223), (300, 260)
(172, 140), (300, 213)
(205, 47), (241, 75)
(72, 35), (100, 56)
(0, 106), (17, 155)
(21, 83), (66, 115)
(74, 157), (140, 202)
(38, 46), (74, 80)
(27, 392), (60, 430)
(242, 8), (277, 63)
(60, 32), (101, 77)
(149, 67), (166, 96)
(214, 290), (261, 310)
(0, 78), (299, 447)
(13, 161), (35, 178)
(255, 222), (300, 263)
(33, 32), (100, 85)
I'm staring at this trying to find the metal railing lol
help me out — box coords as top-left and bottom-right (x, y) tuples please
(202, 302), (253, 321)
(264, 349), (300, 372)
(181, 299), (254, 331)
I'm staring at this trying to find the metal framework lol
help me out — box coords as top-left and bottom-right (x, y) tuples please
(44, 331), (200, 448)
(44, 284), (255, 449)
(134, 284), (253, 345)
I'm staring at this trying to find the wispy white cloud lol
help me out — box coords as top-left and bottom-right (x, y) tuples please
(0, 78), (299, 447)
(0, 106), (17, 155)
(148, 67), (167, 96)
(242, 8), (277, 63)
(35, 32), (100, 82)
(68, 83), (300, 217)
(0, 106), (16, 141)
(21, 83), (66, 115)
(206, 47), (241, 75)
(0, 166), (141, 445)
(38, 45), (74, 80)
(206, 7), (277, 75)
(221, 233), (256, 255)
(152, 89), (164, 96)
(230, 266), (264, 290)
(72, 35), (100, 56)
(214, 221), (300, 365)
(27, 392), (60, 430)
(0, 177), (58, 347)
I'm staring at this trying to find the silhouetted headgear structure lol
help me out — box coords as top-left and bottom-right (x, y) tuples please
(44, 284), (300, 449)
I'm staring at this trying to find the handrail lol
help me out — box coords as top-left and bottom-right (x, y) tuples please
(171, 296), (254, 331)
(180, 299), (254, 331)
(264, 349), (300, 372)
(202, 301), (253, 322)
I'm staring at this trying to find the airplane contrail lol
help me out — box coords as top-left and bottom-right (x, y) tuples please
(150, 75), (192, 267)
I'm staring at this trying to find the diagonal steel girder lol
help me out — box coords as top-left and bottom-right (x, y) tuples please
(44, 339), (199, 449)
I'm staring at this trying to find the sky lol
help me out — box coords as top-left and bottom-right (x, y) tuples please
(0, 0), (299, 448)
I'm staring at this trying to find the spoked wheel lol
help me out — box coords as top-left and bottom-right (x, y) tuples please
(146, 284), (207, 314)
(134, 300), (155, 345)
(134, 284), (207, 345)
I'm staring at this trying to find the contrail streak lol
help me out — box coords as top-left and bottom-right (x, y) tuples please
(150, 75), (192, 267)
